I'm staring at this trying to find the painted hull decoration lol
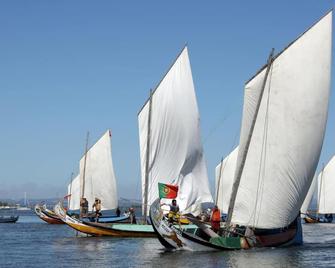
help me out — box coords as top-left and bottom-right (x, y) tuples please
(54, 202), (155, 237)
(151, 11), (332, 251)
(34, 204), (64, 224)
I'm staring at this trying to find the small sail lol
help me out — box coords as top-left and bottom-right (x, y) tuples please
(215, 147), (238, 214)
(301, 174), (317, 215)
(79, 130), (118, 210)
(231, 12), (332, 228)
(138, 47), (213, 216)
(67, 174), (80, 210)
(318, 156), (335, 214)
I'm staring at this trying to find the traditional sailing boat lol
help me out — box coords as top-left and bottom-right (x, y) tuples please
(215, 147), (238, 216)
(35, 203), (64, 224)
(55, 130), (131, 235)
(304, 156), (335, 223)
(151, 11), (332, 250)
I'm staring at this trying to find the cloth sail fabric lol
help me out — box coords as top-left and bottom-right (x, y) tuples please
(79, 130), (118, 211)
(318, 155), (335, 214)
(300, 174), (317, 215)
(138, 47), (213, 216)
(67, 174), (80, 210)
(215, 147), (239, 214)
(231, 12), (332, 229)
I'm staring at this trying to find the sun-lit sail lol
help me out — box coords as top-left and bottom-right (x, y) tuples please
(231, 12), (332, 229)
(138, 47), (213, 216)
(215, 147), (238, 214)
(67, 174), (80, 210)
(318, 156), (335, 214)
(301, 174), (317, 215)
(79, 130), (118, 210)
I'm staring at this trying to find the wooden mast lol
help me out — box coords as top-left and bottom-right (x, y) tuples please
(81, 132), (90, 201)
(215, 157), (224, 206)
(143, 89), (153, 219)
(317, 163), (325, 217)
(225, 49), (275, 228)
(68, 172), (74, 210)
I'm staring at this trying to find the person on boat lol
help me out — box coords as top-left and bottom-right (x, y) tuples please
(92, 198), (102, 222)
(168, 199), (180, 223)
(80, 197), (89, 217)
(210, 205), (221, 233)
(129, 207), (137, 224)
(116, 207), (121, 217)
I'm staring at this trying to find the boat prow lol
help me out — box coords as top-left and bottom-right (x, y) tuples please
(34, 204), (64, 224)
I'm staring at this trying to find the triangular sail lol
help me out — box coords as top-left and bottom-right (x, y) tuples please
(138, 47), (213, 216)
(79, 130), (118, 210)
(301, 174), (317, 215)
(318, 156), (335, 214)
(67, 174), (80, 210)
(215, 147), (238, 214)
(231, 12), (332, 229)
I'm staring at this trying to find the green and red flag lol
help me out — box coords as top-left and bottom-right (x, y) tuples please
(158, 183), (178, 199)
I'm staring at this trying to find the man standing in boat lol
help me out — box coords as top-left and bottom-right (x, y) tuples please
(92, 198), (102, 222)
(80, 197), (88, 218)
(210, 205), (221, 233)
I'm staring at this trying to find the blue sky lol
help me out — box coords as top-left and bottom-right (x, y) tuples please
(0, 1), (334, 200)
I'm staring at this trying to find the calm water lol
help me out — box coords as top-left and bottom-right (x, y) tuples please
(1, 212), (335, 267)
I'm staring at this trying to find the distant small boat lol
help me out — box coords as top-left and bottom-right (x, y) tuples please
(302, 156), (335, 224)
(34, 204), (64, 224)
(0, 215), (19, 223)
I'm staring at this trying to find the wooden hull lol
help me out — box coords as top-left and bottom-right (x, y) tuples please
(0, 216), (19, 223)
(150, 198), (302, 251)
(34, 204), (64, 224)
(304, 216), (321, 224)
(54, 202), (156, 237)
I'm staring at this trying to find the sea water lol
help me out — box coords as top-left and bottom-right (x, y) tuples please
(1, 211), (335, 267)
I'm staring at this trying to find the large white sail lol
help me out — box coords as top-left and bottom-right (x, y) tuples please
(231, 12), (332, 229)
(79, 130), (118, 210)
(318, 156), (335, 214)
(215, 147), (238, 214)
(67, 174), (80, 210)
(138, 47), (213, 216)
(301, 174), (317, 215)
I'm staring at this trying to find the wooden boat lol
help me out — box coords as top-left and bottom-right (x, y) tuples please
(55, 201), (155, 237)
(34, 204), (64, 224)
(0, 215), (19, 223)
(151, 11), (332, 250)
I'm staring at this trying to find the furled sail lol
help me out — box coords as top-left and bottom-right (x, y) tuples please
(301, 174), (317, 215)
(67, 174), (80, 210)
(318, 156), (335, 214)
(215, 147), (238, 214)
(138, 47), (213, 216)
(231, 12), (332, 229)
(79, 130), (118, 210)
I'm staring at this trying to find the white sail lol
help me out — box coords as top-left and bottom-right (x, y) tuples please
(215, 147), (238, 214)
(138, 47), (213, 216)
(301, 174), (317, 215)
(318, 156), (335, 214)
(67, 174), (80, 210)
(231, 12), (332, 229)
(79, 130), (118, 211)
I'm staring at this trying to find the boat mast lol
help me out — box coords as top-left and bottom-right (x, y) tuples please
(68, 172), (74, 209)
(317, 163), (325, 217)
(143, 89), (153, 218)
(81, 132), (90, 201)
(225, 49), (275, 228)
(215, 157), (224, 206)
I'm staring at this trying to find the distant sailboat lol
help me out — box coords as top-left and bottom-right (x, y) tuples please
(151, 11), (332, 250)
(215, 147), (238, 216)
(55, 130), (132, 235)
(16, 192), (31, 211)
(304, 156), (335, 223)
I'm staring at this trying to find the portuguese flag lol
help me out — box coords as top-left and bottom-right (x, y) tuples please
(158, 183), (178, 199)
